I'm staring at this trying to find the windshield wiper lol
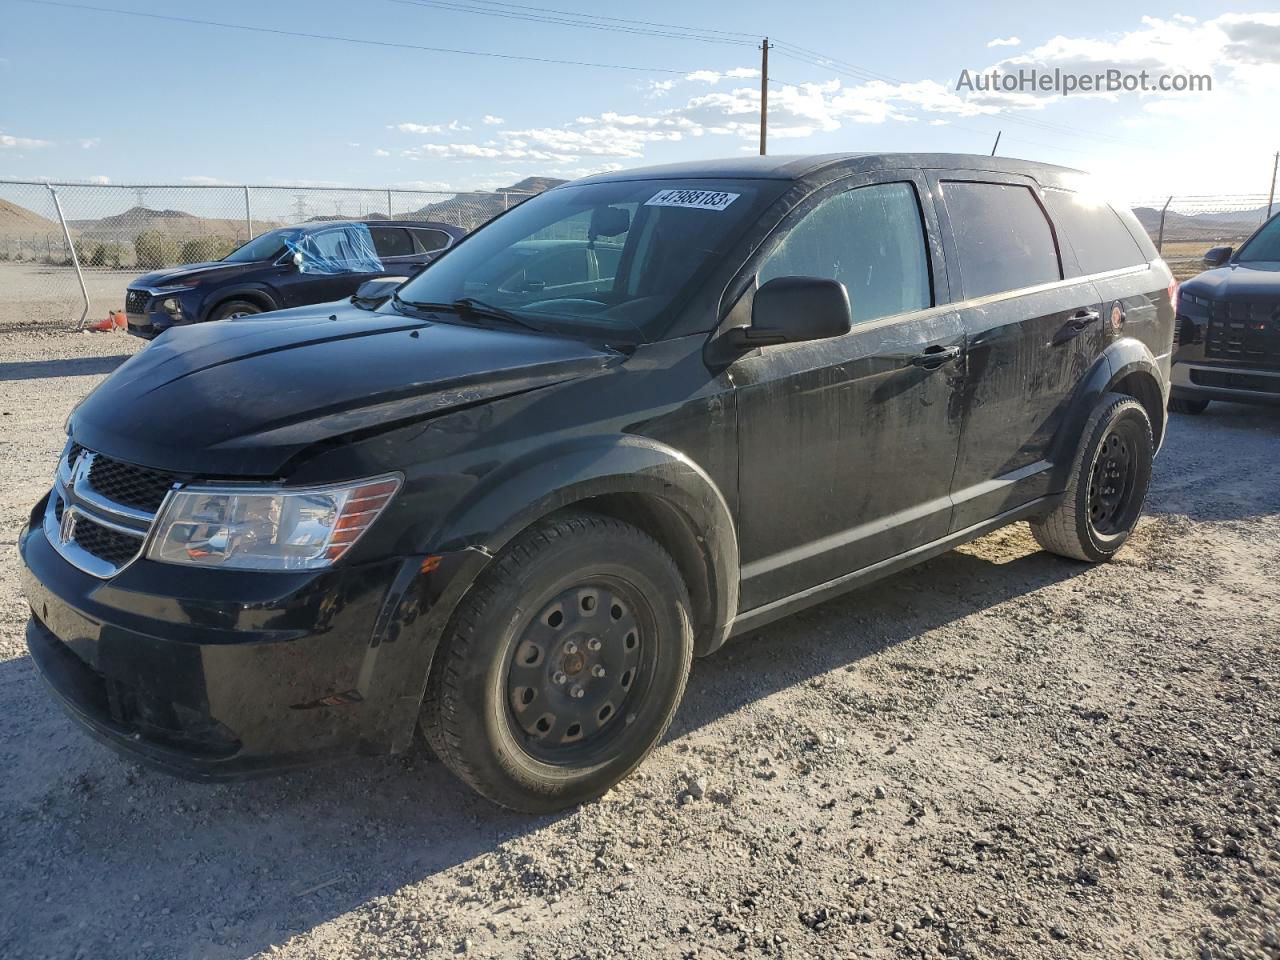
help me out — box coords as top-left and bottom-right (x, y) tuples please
(394, 294), (542, 332)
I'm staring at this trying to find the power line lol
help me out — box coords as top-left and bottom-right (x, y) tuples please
(419, 0), (762, 42)
(389, 0), (758, 47)
(15, 0), (700, 73)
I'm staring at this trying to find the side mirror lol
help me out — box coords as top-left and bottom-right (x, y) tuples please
(291, 250), (304, 268)
(351, 277), (408, 308)
(728, 276), (852, 348)
(1203, 245), (1232, 267)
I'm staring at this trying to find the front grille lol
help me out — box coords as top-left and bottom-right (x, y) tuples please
(87, 455), (178, 513)
(1204, 300), (1280, 368)
(71, 515), (143, 568)
(1190, 368), (1280, 395)
(124, 289), (150, 314)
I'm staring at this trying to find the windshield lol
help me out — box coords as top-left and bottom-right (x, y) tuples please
(392, 178), (778, 341)
(223, 229), (291, 263)
(1236, 215), (1280, 263)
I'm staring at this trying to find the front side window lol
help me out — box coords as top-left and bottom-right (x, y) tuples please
(222, 229), (289, 263)
(391, 178), (782, 342)
(758, 181), (932, 325)
(1236, 215), (1280, 263)
(942, 181), (1062, 299)
(1043, 189), (1147, 274)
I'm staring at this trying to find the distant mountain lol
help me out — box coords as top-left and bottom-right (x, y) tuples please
(0, 197), (62, 239)
(67, 205), (267, 244)
(1131, 204), (1270, 242)
(398, 177), (566, 228)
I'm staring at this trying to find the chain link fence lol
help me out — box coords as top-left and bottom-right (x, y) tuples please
(0, 179), (539, 331)
(2, 178), (1277, 331)
(1129, 195), (1275, 280)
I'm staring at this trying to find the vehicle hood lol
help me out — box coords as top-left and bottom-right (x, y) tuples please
(131, 260), (264, 289)
(70, 307), (620, 476)
(1182, 261), (1280, 300)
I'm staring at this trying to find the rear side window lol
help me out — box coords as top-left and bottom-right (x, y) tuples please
(1043, 189), (1147, 274)
(941, 181), (1061, 299)
(410, 228), (452, 253)
(370, 226), (414, 258)
(759, 181), (932, 325)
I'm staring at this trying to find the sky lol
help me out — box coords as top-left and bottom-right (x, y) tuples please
(2, 0), (1280, 204)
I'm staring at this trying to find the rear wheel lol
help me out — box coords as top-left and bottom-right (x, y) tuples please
(207, 299), (263, 322)
(421, 511), (693, 812)
(1031, 393), (1154, 563)
(1168, 396), (1210, 415)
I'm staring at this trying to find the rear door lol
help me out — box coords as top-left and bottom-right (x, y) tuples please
(732, 173), (967, 611)
(929, 173), (1102, 530)
(369, 225), (421, 278)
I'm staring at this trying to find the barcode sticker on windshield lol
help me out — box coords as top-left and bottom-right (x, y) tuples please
(645, 189), (740, 211)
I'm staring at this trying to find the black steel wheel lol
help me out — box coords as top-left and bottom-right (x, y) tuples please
(208, 299), (263, 322)
(421, 511), (693, 812)
(1031, 393), (1154, 563)
(506, 578), (652, 765)
(1087, 420), (1144, 536)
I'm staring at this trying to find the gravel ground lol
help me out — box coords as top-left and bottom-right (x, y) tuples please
(1, 322), (1277, 960)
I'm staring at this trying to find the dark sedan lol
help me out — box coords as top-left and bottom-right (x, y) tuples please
(124, 220), (465, 339)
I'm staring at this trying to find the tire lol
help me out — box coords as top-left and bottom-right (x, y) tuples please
(207, 299), (263, 322)
(421, 511), (693, 813)
(1168, 396), (1210, 415)
(1030, 393), (1154, 563)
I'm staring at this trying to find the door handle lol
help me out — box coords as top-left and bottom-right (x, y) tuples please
(908, 344), (962, 369)
(1053, 309), (1101, 345)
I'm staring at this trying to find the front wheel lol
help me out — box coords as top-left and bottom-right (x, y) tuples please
(1031, 393), (1154, 563)
(421, 511), (693, 812)
(207, 299), (263, 322)
(1168, 396), (1210, 415)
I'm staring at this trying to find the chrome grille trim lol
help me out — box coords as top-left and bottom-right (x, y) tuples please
(45, 445), (178, 579)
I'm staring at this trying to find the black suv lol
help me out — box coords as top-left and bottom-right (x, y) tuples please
(124, 220), (464, 339)
(21, 154), (1173, 811)
(1170, 213), (1280, 412)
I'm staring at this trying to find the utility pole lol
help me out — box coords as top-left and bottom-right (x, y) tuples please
(1268, 151), (1278, 219)
(990, 131), (1002, 156)
(759, 36), (771, 156)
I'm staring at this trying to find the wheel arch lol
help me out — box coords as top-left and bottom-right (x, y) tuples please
(428, 435), (740, 657)
(1051, 338), (1168, 486)
(198, 285), (279, 322)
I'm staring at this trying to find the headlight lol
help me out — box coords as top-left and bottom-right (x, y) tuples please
(147, 474), (401, 571)
(161, 297), (182, 315)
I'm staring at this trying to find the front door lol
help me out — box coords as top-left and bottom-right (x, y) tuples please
(732, 175), (966, 611)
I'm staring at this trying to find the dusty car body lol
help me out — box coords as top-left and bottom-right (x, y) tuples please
(20, 153), (1174, 810)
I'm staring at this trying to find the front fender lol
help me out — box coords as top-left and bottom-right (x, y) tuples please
(429, 434), (740, 653)
(1049, 337), (1168, 488)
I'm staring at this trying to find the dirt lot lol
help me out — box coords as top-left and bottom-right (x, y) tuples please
(1, 323), (1277, 960)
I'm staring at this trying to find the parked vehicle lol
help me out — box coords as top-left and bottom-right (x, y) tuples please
(21, 154), (1173, 812)
(123, 220), (464, 339)
(1169, 213), (1280, 412)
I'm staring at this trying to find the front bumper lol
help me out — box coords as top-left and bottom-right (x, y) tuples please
(19, 504), (473, 781)
(1171, 359), (1280, 407)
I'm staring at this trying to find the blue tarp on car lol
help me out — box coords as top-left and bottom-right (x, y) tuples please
(283, 223), (383, 275)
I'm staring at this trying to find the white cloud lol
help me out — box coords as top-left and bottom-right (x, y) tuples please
(373, 148), (391, 157)
(393, 122), (444, 134)
(79, 137), (100, 149)
(447, 120), (471, 132)
(86, 175), (110, 184)
(181, 175), (232, 185)
(987, 36), (1021, 48)
(0, 132), (51, 149)
(482, 115), (504, 125)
